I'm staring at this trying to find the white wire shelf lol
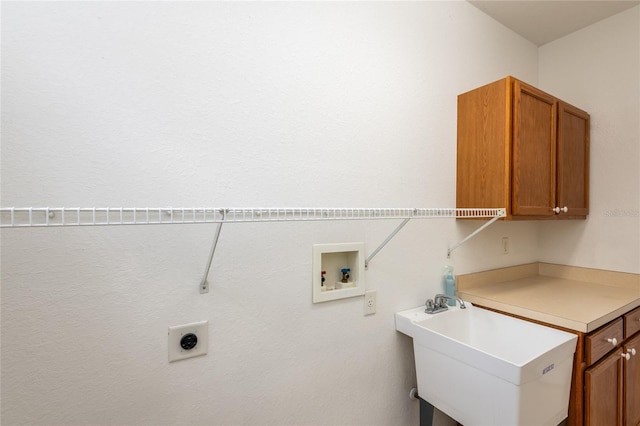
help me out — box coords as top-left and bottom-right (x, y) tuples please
(0, 207), (505, 228)
(1, 206), (506, 294)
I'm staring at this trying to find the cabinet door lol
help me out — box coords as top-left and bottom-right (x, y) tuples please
(512, 80), (557, 216)
(557, 101), (590, 216)
(624, 333), (640, 426)
(586, 351), (623, 426)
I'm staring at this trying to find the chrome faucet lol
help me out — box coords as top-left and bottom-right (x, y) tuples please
(425, 294), (466, 314)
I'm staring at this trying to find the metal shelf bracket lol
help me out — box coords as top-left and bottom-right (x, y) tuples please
(447, 209), (507, 258)
(365, 218), (411, 270)
(199, 222), (223, 294)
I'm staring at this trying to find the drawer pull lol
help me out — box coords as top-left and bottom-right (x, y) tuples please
(607, 337), (618, 346)
(628, 348), (637, 356)
(622, 352), (631, 361)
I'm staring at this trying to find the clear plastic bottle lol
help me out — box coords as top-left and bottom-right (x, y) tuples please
(444, 266), (456, 306)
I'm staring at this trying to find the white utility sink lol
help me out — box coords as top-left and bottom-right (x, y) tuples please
(396, 303), (578, 426)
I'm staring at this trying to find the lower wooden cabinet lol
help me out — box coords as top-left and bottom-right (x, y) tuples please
(584, 308), (640, 426)
(624, 333), (640, 426)
(585, 350), (623, 425)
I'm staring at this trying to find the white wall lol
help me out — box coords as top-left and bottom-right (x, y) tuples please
(0, 1), (591, 425)
(538, 6), (640, 274)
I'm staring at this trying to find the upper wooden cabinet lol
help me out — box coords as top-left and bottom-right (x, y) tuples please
(456, 76), (590, 219)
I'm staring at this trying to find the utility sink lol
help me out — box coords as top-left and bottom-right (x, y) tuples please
(396, 303), (577, 426)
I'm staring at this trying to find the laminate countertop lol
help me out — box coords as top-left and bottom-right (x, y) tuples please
(457, 263), (640, 333)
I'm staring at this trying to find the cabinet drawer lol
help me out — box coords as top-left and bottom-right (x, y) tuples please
(624, 306), (640, 338)
(586, 318), (623, 366)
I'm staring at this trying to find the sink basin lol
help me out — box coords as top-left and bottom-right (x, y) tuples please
(396, 303), (577, 426)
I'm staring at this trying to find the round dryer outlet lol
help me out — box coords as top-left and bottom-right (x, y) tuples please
(168, 321), (208, 362)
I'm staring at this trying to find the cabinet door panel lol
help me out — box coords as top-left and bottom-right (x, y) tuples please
(586, 352), (623, 426)
(557, 101), (590, 216)
(625, 333), (640, 426)
(512, 80), (557, 216)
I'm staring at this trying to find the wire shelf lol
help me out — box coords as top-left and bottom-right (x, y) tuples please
(0, 207), (506, 228)
(1, 206), (506, 293)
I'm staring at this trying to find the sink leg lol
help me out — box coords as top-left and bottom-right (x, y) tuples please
(419, 398), (434, 426)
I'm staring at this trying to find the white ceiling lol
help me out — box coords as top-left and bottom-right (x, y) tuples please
(468, 1), (640, 46)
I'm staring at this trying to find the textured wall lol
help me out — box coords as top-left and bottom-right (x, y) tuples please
(1, 2), (550, 425)
(538, 6), (640, 273)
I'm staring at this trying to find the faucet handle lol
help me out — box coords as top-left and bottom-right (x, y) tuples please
(434, 294), (467, 309)
(434, 295), (447, 308)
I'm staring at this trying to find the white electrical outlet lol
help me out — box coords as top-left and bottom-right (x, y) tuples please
(364, 290), (376, 316)
(168, 320), (208, 362)
(502, 237), (510, 255)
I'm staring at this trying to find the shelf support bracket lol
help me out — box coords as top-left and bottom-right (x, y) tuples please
(447, 209), (505, 258)
(199, 222), (224, 294)
(365, 218), (411, 270)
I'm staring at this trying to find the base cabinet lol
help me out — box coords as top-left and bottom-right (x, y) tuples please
(582, 308), (639, 426)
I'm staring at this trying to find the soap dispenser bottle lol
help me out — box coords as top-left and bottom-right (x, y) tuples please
(444, 266), (456, 306)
